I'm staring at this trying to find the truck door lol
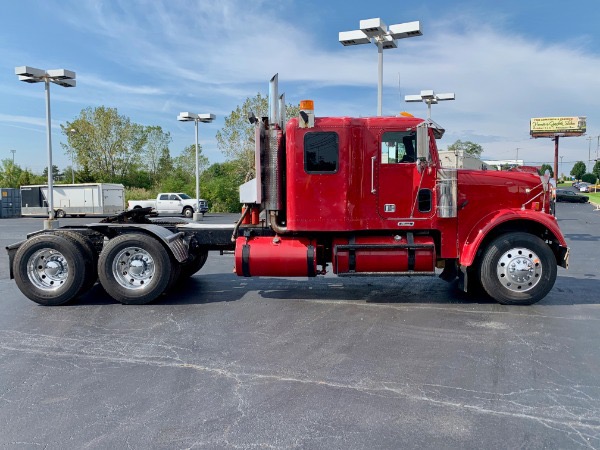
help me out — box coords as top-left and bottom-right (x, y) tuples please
(83, 187), (94, 213)
(156, 194), (172, 213)
(377, 130), (433, 221)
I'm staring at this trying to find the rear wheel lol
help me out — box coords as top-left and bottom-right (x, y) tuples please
(55, 209), (66, 218)
(479, 232), (556, 305)
(98, 233), (172, 305)
(13, 234), (87, 305)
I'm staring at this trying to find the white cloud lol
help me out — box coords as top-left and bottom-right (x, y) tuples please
(0, 113), (46, 128)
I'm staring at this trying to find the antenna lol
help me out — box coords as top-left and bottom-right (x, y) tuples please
(398, 72), (402, 111)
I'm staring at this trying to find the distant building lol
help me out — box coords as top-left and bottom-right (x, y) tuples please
(483, 159), (524, 171)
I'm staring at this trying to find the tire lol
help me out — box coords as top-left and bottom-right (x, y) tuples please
(56, 231), (98, 294)
(166, 261), (182, 291)
(55, 209), (66, 219)
(180, 250), (209, 278)
(13, 234), (87, 306)
(98, 234), (172, 305)
(183, 207), (194, 219)
(479, 232), (557, 305)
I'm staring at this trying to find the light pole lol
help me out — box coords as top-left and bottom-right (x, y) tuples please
(404, 90), (455, 119)
(340, 18), (422, 116)
(10, 149), (16, 164)
(587, 136), (593, 168)
(15, 66), (76, 229)
(560, 155), (564, 179)
(177, 112), (215, 221)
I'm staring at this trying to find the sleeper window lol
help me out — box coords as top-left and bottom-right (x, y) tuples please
(304, 132), (339, 173)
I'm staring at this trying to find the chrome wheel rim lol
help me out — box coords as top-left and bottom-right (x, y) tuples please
(496, 247), (542, 293)
(27, 248), (69, 291)
(112, 246), (155, 290)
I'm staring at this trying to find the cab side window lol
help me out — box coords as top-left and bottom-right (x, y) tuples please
(381, 131), (416, 164)
(159, 194), (169, 200)
(169, 194), (178, 201)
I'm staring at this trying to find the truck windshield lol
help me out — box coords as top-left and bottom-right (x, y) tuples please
(178, 194), (191, 199)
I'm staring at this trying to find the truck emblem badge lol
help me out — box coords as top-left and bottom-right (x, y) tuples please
(397, 221), (415, 227)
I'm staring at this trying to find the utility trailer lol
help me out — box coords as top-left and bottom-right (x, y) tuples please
(20, 183), (125, 218)
(6, 75), (569, 307)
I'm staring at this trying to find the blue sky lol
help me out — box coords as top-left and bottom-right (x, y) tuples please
(1, 0), (599, 176)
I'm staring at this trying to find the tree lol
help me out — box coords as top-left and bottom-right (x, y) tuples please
(156, 147), (174, 183)
(173, 144), (209, 180)
(447, 140), (484, 157)
(593, 160), (600, 180)
(61, 106), (147, 182)
(216, 93), (300, 182)
(143, 126), (172, 182)
(0, 159), (22, 188)
(571, 161), (586, 180)
(155, 145), (209, 196)
(201, 161), (246, 212)
(17, 169), (33, 187)
(63, 165), (76, 184)
(42, 165), (61, 181)
(538, 163), (554, 178)
(75, 163), (95, 183)
(581, 173), (598, 184)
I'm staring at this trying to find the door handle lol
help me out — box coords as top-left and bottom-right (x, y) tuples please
(371, 156), (376, 194)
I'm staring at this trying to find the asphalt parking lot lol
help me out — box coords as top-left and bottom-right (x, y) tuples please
(1, 206), (599, 449)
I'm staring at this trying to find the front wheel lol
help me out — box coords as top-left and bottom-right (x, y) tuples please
(98, 234), (172, 305)
(479, 232), (557, 305)
(183, 207), (194, 219)
(55, 209), (66, 218)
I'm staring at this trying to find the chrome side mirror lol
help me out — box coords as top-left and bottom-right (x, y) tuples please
(416, 123), (430, 173)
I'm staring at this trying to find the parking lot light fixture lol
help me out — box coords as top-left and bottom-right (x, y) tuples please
(339, 18), (422, 116)
(177, 112), (216, 221)
(15, 66), (76, 229)
(405, 90), (455, 119)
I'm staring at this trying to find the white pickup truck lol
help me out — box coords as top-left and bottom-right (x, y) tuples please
(128, 193), (208, 218)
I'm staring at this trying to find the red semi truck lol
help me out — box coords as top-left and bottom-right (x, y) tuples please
(7, 76), (568, 306)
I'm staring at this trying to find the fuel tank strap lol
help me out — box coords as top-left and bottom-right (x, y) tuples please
(242, 244), (251, 277)
(307, 245), (316, 277)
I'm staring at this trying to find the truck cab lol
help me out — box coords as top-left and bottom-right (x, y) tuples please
(235, 76), (568, 306)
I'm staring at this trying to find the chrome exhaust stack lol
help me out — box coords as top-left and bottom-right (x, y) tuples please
(269, 74), (279, 128)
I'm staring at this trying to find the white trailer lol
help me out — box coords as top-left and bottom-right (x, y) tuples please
(20, 183), (125, 218)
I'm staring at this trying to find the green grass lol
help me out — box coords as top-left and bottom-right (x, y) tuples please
(588, 192), (600, 204)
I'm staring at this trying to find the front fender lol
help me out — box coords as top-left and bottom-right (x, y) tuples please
(459, 209), (567, 267)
